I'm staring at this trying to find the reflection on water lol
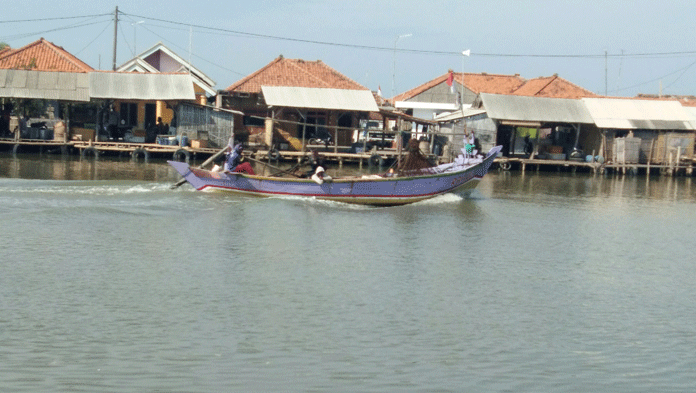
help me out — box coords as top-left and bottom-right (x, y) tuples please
(0, 153), (178, 182)
(1, 154), (696, 392)
(487, 170), (695, 203)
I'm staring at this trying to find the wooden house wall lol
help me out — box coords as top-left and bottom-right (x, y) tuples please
(438, 115), (497, 158)
(605, 130), (695, 164)
(464, 114), (497, 152)
(221, 93), (363, 150)
(409, 82), (476, 106)
(111, 100), (175, 130)
(577, 124), (603, 158)
(651, 132), (694, 164)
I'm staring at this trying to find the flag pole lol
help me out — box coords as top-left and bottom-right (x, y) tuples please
(461, 50), (470, 112)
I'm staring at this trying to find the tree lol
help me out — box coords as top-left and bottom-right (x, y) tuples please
(0, 42), (9, 50)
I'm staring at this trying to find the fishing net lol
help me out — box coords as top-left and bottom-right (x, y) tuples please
(398, 139), (434, 173)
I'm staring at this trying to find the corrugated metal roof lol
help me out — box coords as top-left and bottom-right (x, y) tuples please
(682, 106), (696, 120)
(395, 101), (459, 111)
(379, 108), (436, 125)
(89, 72), (195, 100)
(0, 69), (90, 101)
(582, 98), (696, 130)
(480, 93), (594, 123)
(433, 108), (487, 123)
(261, 86), (378, 112)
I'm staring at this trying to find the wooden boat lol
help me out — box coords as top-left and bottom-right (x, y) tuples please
(168, 146), (502, 206)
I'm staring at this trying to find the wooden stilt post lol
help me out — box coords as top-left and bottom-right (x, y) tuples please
(676, 146), (682, 175)
(647, 139), (654, 175)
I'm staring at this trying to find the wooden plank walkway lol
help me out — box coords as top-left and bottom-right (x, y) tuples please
(495, 156), (694, 176)
(2, 138), (693, 176)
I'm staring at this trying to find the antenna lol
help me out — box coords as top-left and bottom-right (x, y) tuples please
(112, 6), (118, 70)
(188, 26), (192, 75)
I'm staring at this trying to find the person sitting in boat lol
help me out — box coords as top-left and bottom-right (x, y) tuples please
(224, 143), (255, 175)
(300, 150), (324, 178)
(310, 165), (332, 184)
(299, 150), (331, 183)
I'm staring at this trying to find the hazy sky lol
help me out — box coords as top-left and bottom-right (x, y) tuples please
(2, 0), (695, 98)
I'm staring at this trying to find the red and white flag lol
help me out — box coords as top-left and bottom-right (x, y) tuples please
(446, 70), (455, 93)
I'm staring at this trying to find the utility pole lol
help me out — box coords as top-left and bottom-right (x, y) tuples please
(392, 33), (411, 97)
(604, 50), (608, 96)
(112, 6), (118, 71)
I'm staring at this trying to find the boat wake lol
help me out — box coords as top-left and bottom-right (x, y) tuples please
(0, 179), (175, 196)
(266, 195), (374, 210)
(264, 192), (472, 209)
(416, 193), (465, 205)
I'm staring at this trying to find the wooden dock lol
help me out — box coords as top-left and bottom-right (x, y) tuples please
(0, 139), (399, 167)
(2, 138), (694, 176)
(495, 156), (694, 176)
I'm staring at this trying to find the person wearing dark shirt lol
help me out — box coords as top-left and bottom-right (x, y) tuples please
(224, 143), (255, 175)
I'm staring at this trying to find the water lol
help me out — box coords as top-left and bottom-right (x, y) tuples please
(1, 154), (695, 392)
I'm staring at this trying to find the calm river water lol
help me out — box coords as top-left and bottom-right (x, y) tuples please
(1, 154), (695, 392)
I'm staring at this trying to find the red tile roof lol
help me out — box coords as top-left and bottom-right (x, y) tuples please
(225, 56), (368, 93)
(0, 47), (14, 57)
(633, 94), (696, 107)
(394, 71), (598, 101)
(679, 98), (696, 107)
(0, 38), (93, 72)
(512, 75), (598, 98)
(394, 72), (526, 101)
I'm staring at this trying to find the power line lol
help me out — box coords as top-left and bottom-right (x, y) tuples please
(5, 9), (696, 95)
(0, 13), (111, 23)
(0, 18), (112, 42)
(119, 10), (696, 94)
(130, 19), (247, 77)
(610, 59), (696, 93)
(663, 59), (696, 90)
(75, 21), (113, 56)
(120, 11), (696, 60)
(118, 20), (133, 59)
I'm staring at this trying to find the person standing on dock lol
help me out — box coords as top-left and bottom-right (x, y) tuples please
(224, 143), (255, 175)
(0, 109), (10, 138)
(156, 117), (169, 135)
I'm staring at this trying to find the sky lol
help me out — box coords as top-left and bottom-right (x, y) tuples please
(2, 0), (696, 99)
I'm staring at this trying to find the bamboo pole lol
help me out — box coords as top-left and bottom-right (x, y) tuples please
(245, 155), (301, 177)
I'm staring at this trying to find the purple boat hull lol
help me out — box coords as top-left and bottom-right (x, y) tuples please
(169, 146), (501, 206)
